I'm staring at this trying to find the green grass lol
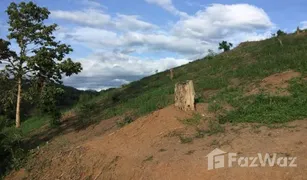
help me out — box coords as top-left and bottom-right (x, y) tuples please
(179, 136), (193, 144)
(4, 31), (307, 178)
(20, 116), (49, 135)
(206, 120), (225, 135)
(73, 33), (307, 126)
(219, 78), (307, 124)
(116, 116), (134, 127)
(180, 113), (202, 126)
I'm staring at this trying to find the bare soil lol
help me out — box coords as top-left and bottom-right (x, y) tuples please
(6, 104), (307, 180)
(246, 70), (301, 96)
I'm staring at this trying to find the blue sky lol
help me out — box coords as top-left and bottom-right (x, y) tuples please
(1, 0), (307, 90)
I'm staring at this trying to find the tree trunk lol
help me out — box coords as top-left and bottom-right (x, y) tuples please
(174, 80), (195, 111)
(170, 69), (174, 80)
(15, 77), (21, 128)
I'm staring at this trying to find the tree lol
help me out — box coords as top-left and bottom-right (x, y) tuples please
(218, 41), (233, 52)
(0, 39), (15, 61)
(3, 2), (82, 128)
(276, 30), (287, 37)
(0, 40), (17, 122)
(0, 71), (16, 121)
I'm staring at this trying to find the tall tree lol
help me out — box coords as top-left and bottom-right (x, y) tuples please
(218, 41), (233, 52)
(0, 40), (16, 120)
(4, 2), (82, 128)
(0, 39), (15, 61)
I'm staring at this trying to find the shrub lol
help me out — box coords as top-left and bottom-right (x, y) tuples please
(116, 116), (134, 127)
(205, 49), (217, 59)
(181, 113), (202, 126)
(207, 120), (225, 135)
(77, 102), (99, 127)
(179, 135), (193, 144)
(78, 93), (94, 104)
(0, 119), (25, 177)
(276, 30), (287, 37)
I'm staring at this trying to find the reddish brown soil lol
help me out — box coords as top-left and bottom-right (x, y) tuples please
(6, 105), (307, 180)
(246, 70), (301, 96)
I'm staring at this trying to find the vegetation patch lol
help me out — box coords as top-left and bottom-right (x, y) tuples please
(180, 113), (202, 126)
(206, 120), (225, 136)
(179, 136), (193, 144)
(143, 155), (153, 162)
(185, 150), (196, 155)
(159, 148), (167, 152)
(116, 116), (134, 128)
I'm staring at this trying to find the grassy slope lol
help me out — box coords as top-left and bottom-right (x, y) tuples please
(78, 33), (307, 125)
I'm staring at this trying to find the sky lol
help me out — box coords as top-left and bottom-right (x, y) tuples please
(1, 0), (307, 91)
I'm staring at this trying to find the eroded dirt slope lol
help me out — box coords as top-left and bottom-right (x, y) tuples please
(7, 105), (307, 180)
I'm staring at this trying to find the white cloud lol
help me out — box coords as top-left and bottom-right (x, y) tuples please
(51, 9), (111, 27)
(113, 14), (157, 31)
(112, 79), (130, 84)
(51, 9), (157, 31)
(300, 21), (307, 29)
(172, 4), (273, 39)
(52, 3), (275, 89)
(145, 0), (188, 17)
(60, 27), (119, 47)
(59, 27), (214, 55)
(79, 51), (190, 77)
(121, 32), (212, 54)
(225, 31), (272, 45)
(80, 0), (102, 8)
(185, 0), (205, 7)
(63, 51), (190, 89)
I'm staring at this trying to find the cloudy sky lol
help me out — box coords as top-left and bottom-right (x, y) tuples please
(0, 0), (306, 90)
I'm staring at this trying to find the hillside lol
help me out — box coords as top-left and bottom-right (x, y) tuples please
(75, 32), (307, 127)
(5, 33), (307, 179)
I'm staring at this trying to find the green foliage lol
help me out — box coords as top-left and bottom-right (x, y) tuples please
(0, 39), (15, 62)
(194, 128), (207, 138)
(206, 120), (225, 135)
(71, 33), (307, 128)
(76, 101), (100, 128)
(20, 116), (49, 135)
(179, 136), (193, 144)
(208, 102), (222, 112)
(1, 1), (82, 128)
(116, 116), (134, 127)
(78, 93), (96, 104)
(276, 29), (287, 37)
(181, 113), (202, 126)
(205, 49), (217, 59)
(0, 119), (25, 177)
(219, 78), (307, 124)
(0, 73), (16, 120)
(38, 85), (64, 127)
(218, 41), (233, 52)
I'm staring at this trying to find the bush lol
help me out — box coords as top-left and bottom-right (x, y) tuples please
(206, 49), (217, 60)
(0, 119), (25, 177)
(207, 120), (225, 135)
(116, 116), (134, 127)
(276, 30), (287, 37)
(78, 93), (95, 104)
(49, 111), (61, 128)
(77, 101), (99, 127)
